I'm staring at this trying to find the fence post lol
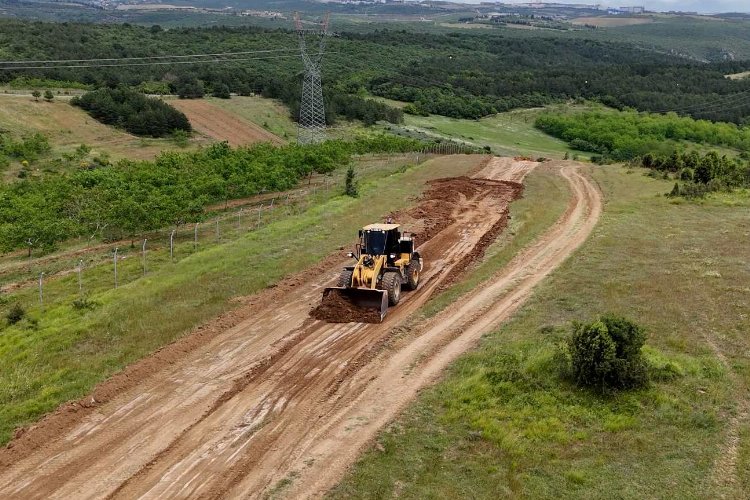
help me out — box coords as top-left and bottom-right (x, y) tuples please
(114, 247), (119, 289)
(215, 219), (220, 242)
(194, 223), (199, 251)
(142, 239), (148, 275)
(257, 204), (263, 227)
(77, 259), (83, 294)
(237, 208), (243, 231)
(170, 229), (176, 261)
(39, 272), (44, 307)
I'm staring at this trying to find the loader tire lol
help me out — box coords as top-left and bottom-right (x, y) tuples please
(404, 259), (420, 291)
(382, 271), (401, 306)
(338, 269), (354, 288)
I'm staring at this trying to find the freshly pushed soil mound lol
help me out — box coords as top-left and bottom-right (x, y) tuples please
(310, 291), (382, 324)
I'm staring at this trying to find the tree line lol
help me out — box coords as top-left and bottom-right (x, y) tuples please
(71, 88), (191, 138)
(0, 135), (423, 254)
(0, 20), (748, 124)
(535, 109), (750, 162)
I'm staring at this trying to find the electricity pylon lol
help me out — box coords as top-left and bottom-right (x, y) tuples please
(295, 12), (329, 145)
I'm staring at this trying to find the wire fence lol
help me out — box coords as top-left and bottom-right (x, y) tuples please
(0, 150), (467, 317)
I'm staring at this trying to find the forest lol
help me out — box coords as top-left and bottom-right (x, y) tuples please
(0, 135), (422, 253)
(0, 20), (748, 124)
(71, 88), (192, 138)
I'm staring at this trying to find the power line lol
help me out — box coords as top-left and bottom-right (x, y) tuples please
(649, 90), (750, 115)
(0, 53), (333, 71)
(0, 48), (299, 65)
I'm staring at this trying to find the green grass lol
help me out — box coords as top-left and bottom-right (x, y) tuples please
(206, 95), (298, 141)
(330, 166), (750, 498)
(402, 107), (589, 159)
(0, 153), (483, 445)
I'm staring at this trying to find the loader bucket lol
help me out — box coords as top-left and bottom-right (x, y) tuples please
(321, 287), (388, 322)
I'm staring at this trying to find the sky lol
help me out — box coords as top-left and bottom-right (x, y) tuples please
(450, 1), (749, 14)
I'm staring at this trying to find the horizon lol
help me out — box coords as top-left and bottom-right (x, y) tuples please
(443, 0), (749, 14)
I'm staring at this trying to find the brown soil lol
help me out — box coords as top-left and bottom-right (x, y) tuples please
(311, 175), (523, 324)
(0, 158), (602, 500)
(310, 290), (384, 324)
(171, 98), (285, 147)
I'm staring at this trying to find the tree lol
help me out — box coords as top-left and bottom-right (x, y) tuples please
(344, 165), (358, 197)
(212, 83), (231, 99)
(31, 90), (41, 102)
(43, 90), (54, 102)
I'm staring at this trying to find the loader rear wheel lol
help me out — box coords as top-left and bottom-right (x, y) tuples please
(382, 272), (401, 306)
(338, 269), (354, 288)
(404, 259), (420, 291)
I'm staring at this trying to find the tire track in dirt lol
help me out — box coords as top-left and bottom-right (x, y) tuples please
(0, 158), (600, 500)
(0, 158), (519, 499)
(261, 162), (601, 499)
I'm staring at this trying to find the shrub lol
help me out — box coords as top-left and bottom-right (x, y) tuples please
(567, 314), (648, 390)
(6, 303), (25, 325)
(72, 296), (98, 310)
(344, 165), (358, 197)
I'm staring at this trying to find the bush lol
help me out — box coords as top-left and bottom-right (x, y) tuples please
(344, 164), (358, 197)
(6, 303), (25, 325)
(567, 314), (648, 390)
(72, 296), (98, 310)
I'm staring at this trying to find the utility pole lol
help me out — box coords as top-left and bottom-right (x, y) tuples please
(295, 12), (330, 145)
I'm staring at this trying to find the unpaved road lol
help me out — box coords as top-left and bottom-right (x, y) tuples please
(0, 157), (601, 499)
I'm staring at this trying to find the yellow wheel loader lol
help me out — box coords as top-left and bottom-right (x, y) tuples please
(322, 223), (423, 321)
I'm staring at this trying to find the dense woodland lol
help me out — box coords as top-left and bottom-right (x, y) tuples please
(0, 135), (422, 253)
(0, 20), (748, 124)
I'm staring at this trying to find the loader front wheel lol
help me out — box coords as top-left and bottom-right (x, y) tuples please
(382, 272), (401, 306)
(338, 269), (354, 288)
(404, 259), (420, 290)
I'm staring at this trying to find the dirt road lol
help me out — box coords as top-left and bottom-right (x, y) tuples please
(0, 157), (601, 499)
(171, 99), (284, 147)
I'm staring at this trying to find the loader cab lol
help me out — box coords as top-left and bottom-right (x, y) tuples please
(360, 224), (400, 256)
(359, 223), (415, 266)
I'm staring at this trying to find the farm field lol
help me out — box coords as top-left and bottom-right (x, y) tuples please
(572, 16), (655, 27)
(207, 94), (298, 140)
(169, 97), (286, 146)
(331, 166), (750, 498)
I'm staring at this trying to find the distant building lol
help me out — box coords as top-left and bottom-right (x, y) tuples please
(618, 6), (645, 14)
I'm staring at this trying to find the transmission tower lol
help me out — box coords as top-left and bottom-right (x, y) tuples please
(295, 12), (330, 145)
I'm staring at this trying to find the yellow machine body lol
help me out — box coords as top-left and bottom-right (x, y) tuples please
(321, 223), (422, 322)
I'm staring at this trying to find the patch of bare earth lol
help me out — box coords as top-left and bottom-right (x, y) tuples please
(171, 99), (284, 147)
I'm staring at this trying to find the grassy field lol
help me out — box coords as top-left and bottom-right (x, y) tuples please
(330, 166), (750, 498)
(402, 108), (587, 159)
(0, 153), (484, 446)
(0, 95), (198, 167)
(204, 95), (298, 141)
